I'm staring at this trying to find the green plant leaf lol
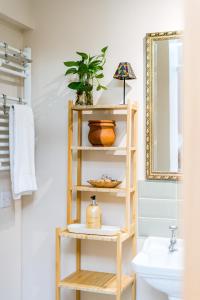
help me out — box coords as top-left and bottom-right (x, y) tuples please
(78, 63), (88, 74)
(95, 66), (103, 71)
(89, 55), (95, 62)
(64, 61), (79, 67)
(101, 46), (108, 53)
(68, 82), (82, 90)
(76, 52), (88, 60)
(95, 73), (104, 79)
(90, 60), (102, 65)
(65, 68), (77, 75)
(96, 85), (107, 91)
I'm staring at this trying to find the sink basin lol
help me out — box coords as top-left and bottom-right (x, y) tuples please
(132, 237), (184, 300)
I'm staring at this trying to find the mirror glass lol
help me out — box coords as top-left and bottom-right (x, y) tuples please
(146, 32), (183, 180)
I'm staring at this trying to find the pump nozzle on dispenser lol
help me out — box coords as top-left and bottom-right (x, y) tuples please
(91, 195), (96, 205)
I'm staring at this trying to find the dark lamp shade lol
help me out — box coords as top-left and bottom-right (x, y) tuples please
(113, 62), (136, 80)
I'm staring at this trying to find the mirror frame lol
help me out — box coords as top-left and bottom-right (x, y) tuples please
(146, 31), (182, 181)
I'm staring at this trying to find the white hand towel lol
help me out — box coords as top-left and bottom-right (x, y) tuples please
(9, 104), (37, 200)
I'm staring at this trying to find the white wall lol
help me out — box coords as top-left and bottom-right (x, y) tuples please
(0, 0), (34, 29)
(22, 1), (183, 300)
(0, 19), (24, 300)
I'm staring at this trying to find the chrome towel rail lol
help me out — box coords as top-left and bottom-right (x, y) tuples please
(0, 41), (32, 63)
(0, 43), (31, 172)
(0, 94), (27, 115)
(0, 66), (26, 78)
(0, 113), (9, 171)
(0, 41), (32, 79)
(0, 93), (27, 171)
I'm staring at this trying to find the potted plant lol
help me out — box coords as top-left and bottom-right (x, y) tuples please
(64, 46), (108, 105)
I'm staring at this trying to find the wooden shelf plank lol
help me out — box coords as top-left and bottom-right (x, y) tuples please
(59, 229), (132, 242)
(72, 185), (135, 193)
(59, 270), (134, 295)
(71, 146), (136, 151)
(72, 104), (137, 111)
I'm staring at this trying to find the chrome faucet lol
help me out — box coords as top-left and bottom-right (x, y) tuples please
(169, 225), (178, 252)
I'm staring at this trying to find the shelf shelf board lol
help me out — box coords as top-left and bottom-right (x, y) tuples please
(72, 104), (137, 112)
(71, 146), (136, 151)
(59, 228), (132, 242)
(72, 185), (135, 193)
(59, 270), (134, 295)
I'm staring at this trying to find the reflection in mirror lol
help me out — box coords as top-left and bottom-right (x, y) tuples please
(146, 32), (183, 180)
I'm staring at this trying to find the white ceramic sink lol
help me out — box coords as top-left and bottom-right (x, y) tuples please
(132, 237), (184, 300)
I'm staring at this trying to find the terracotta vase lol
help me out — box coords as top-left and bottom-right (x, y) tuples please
(88, 120), (116, 146)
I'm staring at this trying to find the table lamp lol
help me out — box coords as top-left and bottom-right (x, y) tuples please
(113, 62), (136, 104)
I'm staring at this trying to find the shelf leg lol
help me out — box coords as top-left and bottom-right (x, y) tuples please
(131, 230), (136, 300)
(76, 290), (80, 300)
(131, 108), (137, 300)
(76, 110), (82, 223)
(76, 239), (81, 300)
(67, 100), (73, 224)
(125, 100), (132, 233)
(132, 109), (138, 229)
(76, 110), (82, 300)
(56, 228), (61, 300)
(131, 276), (136, 300)
(116, 233), (122, 300)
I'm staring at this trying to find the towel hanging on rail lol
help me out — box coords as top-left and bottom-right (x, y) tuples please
(9, 104), (37, 200)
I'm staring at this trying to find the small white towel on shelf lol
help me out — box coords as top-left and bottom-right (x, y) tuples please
(9, 104), (37, 200)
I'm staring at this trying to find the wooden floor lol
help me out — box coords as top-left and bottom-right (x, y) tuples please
(59, 270), (135, 295)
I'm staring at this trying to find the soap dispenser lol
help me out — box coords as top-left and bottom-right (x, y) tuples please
(86, 195), (102, 229)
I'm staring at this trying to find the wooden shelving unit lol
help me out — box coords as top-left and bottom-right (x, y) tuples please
(56, 100), (138, 300)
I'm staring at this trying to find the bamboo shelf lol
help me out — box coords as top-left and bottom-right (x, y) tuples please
(71, 146), (136, 151)
(71, 185), (135, 193)
(59, 270), (135, 295)
(56, 100), (138, 300)
(72, 104), (137, 111)
(58, 227), (135, 242)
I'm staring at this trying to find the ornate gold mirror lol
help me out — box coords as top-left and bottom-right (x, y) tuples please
(146, 31), (183, 180)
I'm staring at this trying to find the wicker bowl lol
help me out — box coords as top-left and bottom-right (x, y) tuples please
(88, 179), (122, 188)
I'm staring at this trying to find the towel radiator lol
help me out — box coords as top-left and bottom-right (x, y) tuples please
(0, 41), (31, 172)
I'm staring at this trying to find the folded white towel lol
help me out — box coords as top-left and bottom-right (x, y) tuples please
(9, 104), (37, 200)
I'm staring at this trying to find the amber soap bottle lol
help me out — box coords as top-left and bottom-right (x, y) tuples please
(86, 195), (102, 229)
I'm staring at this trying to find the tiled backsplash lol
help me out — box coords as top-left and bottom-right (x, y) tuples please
(138, 180), (182, 237)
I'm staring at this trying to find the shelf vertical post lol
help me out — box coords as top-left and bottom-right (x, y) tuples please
(56, 228), (61, 300)
(131, 107), (138, 300)
(76, 110), (82, 222)
(116, 233), (122, 300)
(131, 274), (136, 300)
(76, 110), (82, 300)
(125, 100), (132, 233)
(67, 101), (73, 224)
(132, 109), (138, 256)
